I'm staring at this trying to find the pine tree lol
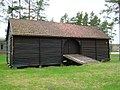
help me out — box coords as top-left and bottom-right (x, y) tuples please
(82, 12), (88, 26)
(34, 0), (49, 21)
(23, 0), (36, 19)
(8, 0), (24, 19)
(60, 13), (69, 23)
(89, 11), (101, 26)
(60, 11), (115, 41)
(76, 12), (83, 25)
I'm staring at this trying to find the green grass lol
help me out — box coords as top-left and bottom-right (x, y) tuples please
(110, 54), (119, 61)
(0, 54), (120, 90)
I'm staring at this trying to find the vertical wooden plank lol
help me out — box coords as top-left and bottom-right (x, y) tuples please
(61, 39), (63, 64)
(10, 37), (13, 66)
(95, 39), (97, 60)
(39, 38), (41, 65)
(107, 40), (110, 60)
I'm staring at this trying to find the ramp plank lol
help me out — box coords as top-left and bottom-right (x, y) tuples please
(63, 54), (98, 65)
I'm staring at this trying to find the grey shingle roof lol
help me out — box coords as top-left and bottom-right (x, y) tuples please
(10, 19), (109, 39)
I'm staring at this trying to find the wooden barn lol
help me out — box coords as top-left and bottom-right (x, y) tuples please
(6, 19), (110, 67)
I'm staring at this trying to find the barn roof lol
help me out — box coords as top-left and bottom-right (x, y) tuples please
(9, 19), (109, 39)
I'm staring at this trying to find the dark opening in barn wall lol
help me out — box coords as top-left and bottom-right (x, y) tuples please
(63, 39), (80, 54)
(63, 39), (80, 65)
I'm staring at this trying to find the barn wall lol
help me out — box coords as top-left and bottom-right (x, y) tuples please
(96, 39), (109, 61)
(81, 39), (96, 59)
(13, 36), (40, 67)
(40, 38), (62, 65)
(12, 36), (109, 67)
(80, 39), (109, 61)
(13, 36), (62, 67)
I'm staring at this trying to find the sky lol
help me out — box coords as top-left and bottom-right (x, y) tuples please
(0, 0), (119, 44)
(45, 0), (106, 21)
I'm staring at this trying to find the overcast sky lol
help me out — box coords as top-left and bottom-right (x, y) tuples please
(0, 0), (119, 44)
(45, 0), (106, 21)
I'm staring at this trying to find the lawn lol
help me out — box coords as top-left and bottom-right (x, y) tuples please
(0, 54), (120, 90)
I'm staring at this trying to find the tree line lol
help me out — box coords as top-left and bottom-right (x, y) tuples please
(60, 1), (119, 43)
(0, 0), (49, 21)
(0, 0), (119, 43)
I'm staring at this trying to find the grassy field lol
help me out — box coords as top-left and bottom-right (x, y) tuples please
(0, 54), (120, 90)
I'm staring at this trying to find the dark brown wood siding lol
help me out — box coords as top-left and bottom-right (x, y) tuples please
(96, 39), (109, 60)
(13, 36), (39, 67)
(81, 39), (96, 59)
(10, 36), (109, 67)
(40, 38), (62, 65)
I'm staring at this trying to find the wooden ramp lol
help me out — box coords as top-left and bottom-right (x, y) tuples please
(63, 54), (99, 65)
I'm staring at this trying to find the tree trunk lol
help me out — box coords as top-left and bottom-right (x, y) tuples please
(11, 0), (13, 18)
(19, 0), (21, 19)
(29, 0), (30, 19)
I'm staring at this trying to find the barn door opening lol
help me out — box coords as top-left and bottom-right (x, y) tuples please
(63, 39), (80, 65)
(63, 39), (80, 54)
